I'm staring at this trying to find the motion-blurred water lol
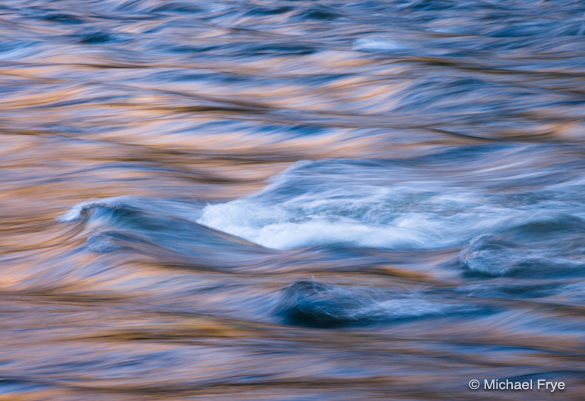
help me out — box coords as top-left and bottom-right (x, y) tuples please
(2, 1), (585, 400)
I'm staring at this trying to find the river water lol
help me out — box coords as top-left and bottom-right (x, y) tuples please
(2, 1), (585, 400)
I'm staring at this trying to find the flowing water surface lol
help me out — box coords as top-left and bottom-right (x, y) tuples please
(2, 1), (585, 400)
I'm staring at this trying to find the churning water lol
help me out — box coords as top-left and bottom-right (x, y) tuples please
(2, 1), (585, 400)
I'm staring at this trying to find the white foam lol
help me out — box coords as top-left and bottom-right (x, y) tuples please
(197, 160), (519, 250)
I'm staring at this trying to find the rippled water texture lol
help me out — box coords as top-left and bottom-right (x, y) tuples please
(2, 1), (585, 400)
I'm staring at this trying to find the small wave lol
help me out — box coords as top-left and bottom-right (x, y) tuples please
(461, 213), (585, 277)
(59, 196), (137, 222)
(59, 196), (274, 269)
(275, 279), (465, 328)
(59, 196), (204, 223)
